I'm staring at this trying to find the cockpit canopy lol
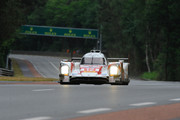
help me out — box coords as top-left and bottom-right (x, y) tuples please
(80, 51), (107, 65)
(81, 57), (106, 65)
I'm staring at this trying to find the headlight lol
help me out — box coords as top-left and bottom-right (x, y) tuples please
(61, 65), (69, 76)
(109, 66), (119, 76)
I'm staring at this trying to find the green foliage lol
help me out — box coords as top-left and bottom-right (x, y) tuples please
(12, 0), (99, 53)
(0, 0), (23, 67)
(141, 71), (159, 80)
(98, 0), (180, 81)
(1, 0), (180, 81)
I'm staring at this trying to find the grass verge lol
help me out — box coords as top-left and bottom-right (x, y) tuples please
(0, 58), (58, 81)
(12, 58), (23, 77)
(0, 76), (57, 81)
(141, 71), (159, 80)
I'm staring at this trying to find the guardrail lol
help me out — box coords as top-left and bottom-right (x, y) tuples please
(11, 50), (83, 57)
(0, 68), (14, 76)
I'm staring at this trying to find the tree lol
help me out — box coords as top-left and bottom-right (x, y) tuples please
(0, 0), (22, 68)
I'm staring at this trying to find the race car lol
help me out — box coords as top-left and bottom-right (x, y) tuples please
(59, 50), (130, 85)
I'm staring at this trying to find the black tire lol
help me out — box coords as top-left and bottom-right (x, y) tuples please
(60, 83), (80, 85)
(121, 82), (129, 85)
(111, 82), (122, 85)
(59, 81), (80, 85)
(111, 81), (129, 85)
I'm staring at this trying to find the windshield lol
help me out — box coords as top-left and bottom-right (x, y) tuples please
(81, 57), (105, 65)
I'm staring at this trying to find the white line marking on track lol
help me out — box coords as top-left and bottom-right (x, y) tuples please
(32, 89), (54, 92)
(77, 108), (112, 114)
(129, 102), (156, 107)
(20, 116), (52, 120)
(49, 62), (59, 71)
(170, 98), (180, 101)
(33, 65), (47, 78)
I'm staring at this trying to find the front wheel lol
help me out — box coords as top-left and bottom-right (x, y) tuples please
(111, 81), (129, 86)
(121, 81), (129, 85)
(59, 81), (80, 85)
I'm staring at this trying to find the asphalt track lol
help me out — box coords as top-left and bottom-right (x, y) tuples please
(10, 54), (60, 79)
(0, 54), (179, 120)
(0, 83), (180, 120)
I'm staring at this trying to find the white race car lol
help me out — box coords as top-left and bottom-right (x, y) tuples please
(59, 50), (130, 85)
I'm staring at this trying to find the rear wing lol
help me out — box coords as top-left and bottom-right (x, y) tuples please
(61, 57), (81, 62)
(71, 57), (81, 61)
(107, 58), (129, 62)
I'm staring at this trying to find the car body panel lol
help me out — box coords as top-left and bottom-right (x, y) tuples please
(59, 50), (130, 85)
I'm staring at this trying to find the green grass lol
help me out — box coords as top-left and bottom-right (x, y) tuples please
(0, 76), (57, 81)
(141, 71), (159, 80)
(12, 58), (23, 77)
(0, 59), (58, 81)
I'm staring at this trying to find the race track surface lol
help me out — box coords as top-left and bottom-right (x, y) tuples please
(10, 54), (60, 78)
(1, 54), (179, 120)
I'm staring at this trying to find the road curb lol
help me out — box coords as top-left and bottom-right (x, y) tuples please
(69, 103), (180, 120)
(24, 60), (43, 77)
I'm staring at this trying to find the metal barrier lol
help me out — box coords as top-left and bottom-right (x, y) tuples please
(11, 50), (82, 57)
(0, 68), (14, 76)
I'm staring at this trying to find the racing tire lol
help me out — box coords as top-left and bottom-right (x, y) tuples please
(121, 81), (129, 85)
(110, 82), (122, 85)
(111, 81), (129, 86)
(59, 81), (80, 85)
